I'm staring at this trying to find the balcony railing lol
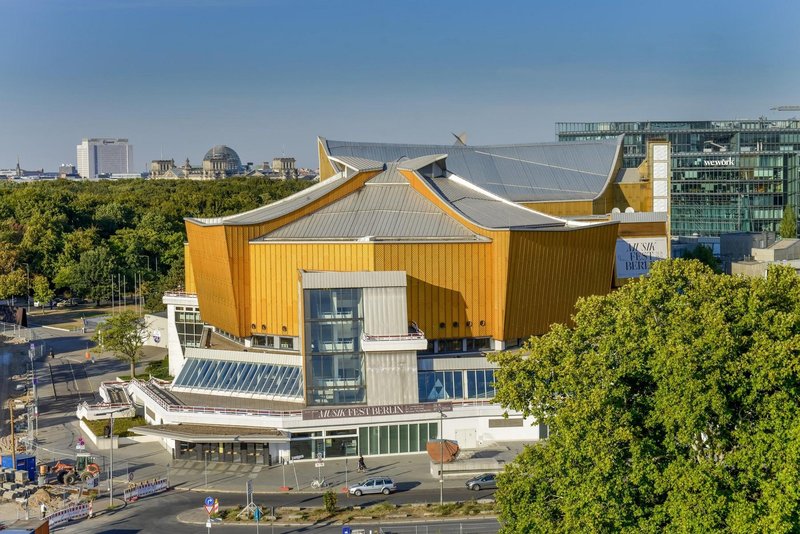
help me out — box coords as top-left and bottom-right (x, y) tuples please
(360, 326), (427, 352)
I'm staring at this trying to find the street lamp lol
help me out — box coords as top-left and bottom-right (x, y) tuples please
(98, 407), (129, 509)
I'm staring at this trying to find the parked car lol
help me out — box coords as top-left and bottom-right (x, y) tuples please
(465, 473), (497, 491)
(348, 477), (397, 496)
(14, 383), (27, 393)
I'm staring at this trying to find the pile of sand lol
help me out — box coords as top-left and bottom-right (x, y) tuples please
(28, 488), (55, 507)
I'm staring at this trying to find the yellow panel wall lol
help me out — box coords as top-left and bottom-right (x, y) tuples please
(249, 242), (376, 336)
(373, 242), (494, 340)
(614, 182), (653, 212)
(504, 224), (618, 339)
(519, 200), (594, 217)
(184, 243), (196, 294)
(317, 139), (337, 181)
(185, 223), (239, 334)
(185, 169), (382, 338)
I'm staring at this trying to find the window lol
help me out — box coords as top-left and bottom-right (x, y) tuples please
(304, 288), (365, 405)
(418, 371), (464, 401)
(280, 337), (294, 350)
(466, 369), (496, 399)
(466, 338), (491, 352)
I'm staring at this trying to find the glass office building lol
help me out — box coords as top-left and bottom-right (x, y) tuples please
(556, 120), (800, 237)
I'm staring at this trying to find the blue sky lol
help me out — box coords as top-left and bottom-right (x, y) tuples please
(1, 0), (799, 170)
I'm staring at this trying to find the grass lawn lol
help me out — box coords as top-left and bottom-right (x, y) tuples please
(216, 500), (495, 523)
(118, 356), (173, 382)
(82, 416), (147, 438)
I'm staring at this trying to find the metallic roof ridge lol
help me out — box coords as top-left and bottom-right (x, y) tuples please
(185, 171), (350, 226)
(446, 173), (571, 225)
(397, 154), (448, 171)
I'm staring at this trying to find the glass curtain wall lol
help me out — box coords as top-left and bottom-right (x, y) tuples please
(304, 288), (365, 405)
(556, 120), (800, 237)
(175, 306), (203, 349)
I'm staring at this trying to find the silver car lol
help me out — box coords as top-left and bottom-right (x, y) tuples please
(465, 473), (497, 491)
(348, 477), (397, 496)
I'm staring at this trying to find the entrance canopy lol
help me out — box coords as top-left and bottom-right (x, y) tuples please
(130, 423), (289, 443)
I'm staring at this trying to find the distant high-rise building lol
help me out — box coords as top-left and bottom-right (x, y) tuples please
(76, 138), (133, 179)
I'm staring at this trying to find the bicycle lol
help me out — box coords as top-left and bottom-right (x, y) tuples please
(311, 478), (326, 489)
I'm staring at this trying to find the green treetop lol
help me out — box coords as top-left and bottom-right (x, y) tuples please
(490, 259), (800, 533)
(779, 204), (797, 238)
(94, 310), (149, 378)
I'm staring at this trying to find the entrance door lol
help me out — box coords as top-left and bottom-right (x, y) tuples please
(454, 428), (477, 449)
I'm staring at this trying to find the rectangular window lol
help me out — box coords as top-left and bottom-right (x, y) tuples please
(418, 423), (428, 449)
(379, 426), (389, 455)
(409, 424), (419, 452)
(359, 427), (368, 456)
(280, 337), (294, 350)
(389, 425), (399, 454)
(369, 427), (379, 455)
(399, 425), (409, 453)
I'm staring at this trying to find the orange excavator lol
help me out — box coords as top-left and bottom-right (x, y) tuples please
(50, 453), (101, 485)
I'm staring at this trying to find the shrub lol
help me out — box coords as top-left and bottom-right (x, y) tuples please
(323, 491), (337, 513)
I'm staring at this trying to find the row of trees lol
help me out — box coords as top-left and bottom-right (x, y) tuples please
(0, 177), (311, 311)
(491, 260), (800, 532)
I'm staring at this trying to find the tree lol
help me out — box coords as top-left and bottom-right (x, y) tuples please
(94, 310), (148, 378)
(32, 274), (54, 314)
(0, 269), (26, 300)
(490, 260), (800, 533)
(681, 244), (721, 273)
(74, 247), (114, 304)
(779, 203), (797, 238)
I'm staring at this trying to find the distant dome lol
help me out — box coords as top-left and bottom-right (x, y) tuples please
(203, 145), (241, 168)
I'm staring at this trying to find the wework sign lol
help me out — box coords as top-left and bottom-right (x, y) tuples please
(703, 157), (734, 167)
(302, 402), (452, 421)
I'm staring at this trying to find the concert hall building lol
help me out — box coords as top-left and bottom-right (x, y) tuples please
(125, 135), (670, 464)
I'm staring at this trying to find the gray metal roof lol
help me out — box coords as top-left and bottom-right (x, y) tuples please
(186, 171), (349, 226)
(257, 165), (481, 241)
(426, 177), (565, 228)
(257, 163), (569, 241)
(323, 137), (622, 202)
(328, 155), (385, 172)
(398, 154), (448, 170)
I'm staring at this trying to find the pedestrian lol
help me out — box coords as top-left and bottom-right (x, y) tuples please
(48, 349), (54, 359)
(358, 455), (367, 472)
(40, 503), (46, 519)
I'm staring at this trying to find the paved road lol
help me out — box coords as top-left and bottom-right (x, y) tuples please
(58, 489), (500, 534)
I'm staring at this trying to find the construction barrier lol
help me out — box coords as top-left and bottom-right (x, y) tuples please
(123, 477), (169, 502)
(46, 502), (92, 528)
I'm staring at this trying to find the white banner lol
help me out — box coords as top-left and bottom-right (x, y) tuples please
(46, 502), (91, 527)
(124, 478), (169, 502)
(616, 237), (668, 279)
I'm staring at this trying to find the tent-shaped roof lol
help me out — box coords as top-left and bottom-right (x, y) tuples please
(322, 137), (622, 202)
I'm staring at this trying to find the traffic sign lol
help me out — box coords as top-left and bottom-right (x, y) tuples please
(315, 462), (325, 468)
(204, 496), (214, 514)
(253, 507), (262, 522)
(128, 471), (134, 482)
(342, 527), (352, 534)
